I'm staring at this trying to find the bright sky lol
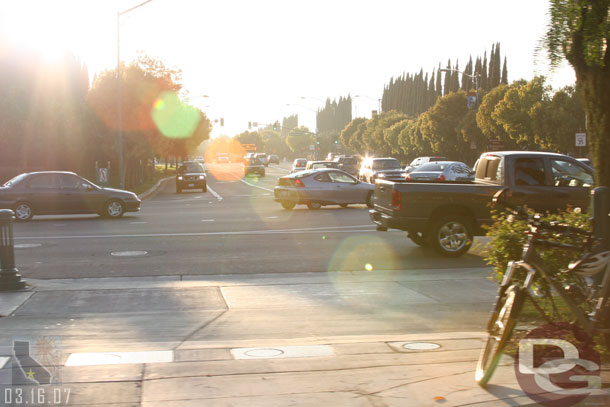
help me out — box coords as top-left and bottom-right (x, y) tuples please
(1, 0), (575, 139)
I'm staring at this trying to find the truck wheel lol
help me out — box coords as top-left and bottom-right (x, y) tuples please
(408, 232), (428, 247)
(428, 215), (473, 257)
(281, 201), (296, 210)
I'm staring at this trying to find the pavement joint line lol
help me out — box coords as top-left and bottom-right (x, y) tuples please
(239, 178), (273, 192)
(14, 224), (377, 240)
(207, 184), (223, 201)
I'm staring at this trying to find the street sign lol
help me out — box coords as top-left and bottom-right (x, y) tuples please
(487, 139), (505, 152)
(575, 133), (586, 147)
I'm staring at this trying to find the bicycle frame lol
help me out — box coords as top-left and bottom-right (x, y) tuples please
(500, 233), (610, 336)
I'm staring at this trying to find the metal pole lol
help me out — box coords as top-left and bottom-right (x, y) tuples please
(0, 210), (26, 291)
(117, 12), (124, 189)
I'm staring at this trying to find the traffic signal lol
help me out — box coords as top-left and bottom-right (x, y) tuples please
(334, 140), (338, 144)
(220, 118), (224, 127)
(316, 140), (320, 145)
(248, 121), (252, 129)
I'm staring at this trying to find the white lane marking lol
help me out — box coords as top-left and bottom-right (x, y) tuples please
(207, 185), (223, 201)
(201, 219), (215, 222)
(265, 216), (279, 219)
(130, 221), (147, 224)
(15, 225), (376, 240)
(15, 243), (42, 249)
(0, 357), (9, 369)
(239, 179), (273, 192)
(65, 350), (173, 366)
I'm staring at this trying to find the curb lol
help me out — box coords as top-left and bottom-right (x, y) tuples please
(137, 176), (174, 200)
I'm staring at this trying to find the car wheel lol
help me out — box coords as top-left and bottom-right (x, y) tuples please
(202, 183), (207, 193)
(366, 192), (374, 208)
(340, 203), (348, 208)
(281, 201), (296, 210)
(428, 215), (473, 257)
(104, 199), (125, 218)
(14, 202), (33, 221)
(307, 201), (322, 210)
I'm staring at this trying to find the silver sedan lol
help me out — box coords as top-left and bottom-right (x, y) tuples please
(274, 169), (375, 210)
(405, 161), (474, 182)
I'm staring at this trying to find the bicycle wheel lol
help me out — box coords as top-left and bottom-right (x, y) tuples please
(476, 285), (526, 387)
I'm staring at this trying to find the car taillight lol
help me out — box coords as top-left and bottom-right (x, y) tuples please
(295, 179), (305, 187)
(405, 174), (411, 180)
(438, 174), (446, 181)
(278, 178), (283, 185)
(391, 189), (401, 211)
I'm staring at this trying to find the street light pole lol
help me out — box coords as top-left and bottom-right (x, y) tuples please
(117, 0), (153, 189)
(353, 95), (382, 115)
(439, 68), (481, 108)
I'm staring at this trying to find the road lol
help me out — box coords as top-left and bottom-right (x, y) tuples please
(12, 162), (489, 280)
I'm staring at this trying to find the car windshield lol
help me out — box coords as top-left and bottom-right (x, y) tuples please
(372, 159), (401, 170)
(0, 3), (596, 406)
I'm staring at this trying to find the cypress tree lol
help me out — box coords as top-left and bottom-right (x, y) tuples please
(501, 56), (508, 85)
(481, 52), (488, 91)
(443, 59), (451, 96)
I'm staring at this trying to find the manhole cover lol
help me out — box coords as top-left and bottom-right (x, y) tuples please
(110, 250), (148, 257)
(244, 348), (285, 358)
(402, 342), (441, 351)
(14, 243), (42, 249)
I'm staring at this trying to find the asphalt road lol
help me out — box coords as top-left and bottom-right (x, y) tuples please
(11, 163), (489, 280)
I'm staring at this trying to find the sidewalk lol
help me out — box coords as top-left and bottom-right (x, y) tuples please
(0, 270), (608, 406)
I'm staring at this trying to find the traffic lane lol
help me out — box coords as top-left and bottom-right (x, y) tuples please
(14, 229), (488, 279)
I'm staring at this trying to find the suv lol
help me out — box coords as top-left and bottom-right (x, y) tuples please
(405, 156), (447, 173)
(254, 153), (269, 167)
(359, 157), (405, 183)
(333, 155), (359, 176)
(268, 154), (280, 164)
(244, 156), (265, 177)
(176, 161), (207, 193)
(291, 158), (307, 173)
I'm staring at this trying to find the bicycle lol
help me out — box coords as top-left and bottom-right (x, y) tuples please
(475, 188), (610, 387)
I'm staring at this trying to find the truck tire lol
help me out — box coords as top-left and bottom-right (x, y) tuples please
(428, 215), (473, 257)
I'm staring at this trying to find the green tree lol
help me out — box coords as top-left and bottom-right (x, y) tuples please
(543, 0), (610, 186)
(286, 126), (314, 155)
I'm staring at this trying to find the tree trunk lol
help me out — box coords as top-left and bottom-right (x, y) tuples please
(577, 68), (610, 187)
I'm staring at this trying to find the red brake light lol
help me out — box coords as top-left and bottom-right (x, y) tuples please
(405, 173), (411, 180)
(439, 174), (446, 181)
(391, 189), (402, 210)
(295, 179), (305, 187)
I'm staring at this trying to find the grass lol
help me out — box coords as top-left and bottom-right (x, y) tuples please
(127, 166), (177, 196)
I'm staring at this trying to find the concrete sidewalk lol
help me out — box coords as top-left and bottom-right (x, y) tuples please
(0, 269), (608, 406)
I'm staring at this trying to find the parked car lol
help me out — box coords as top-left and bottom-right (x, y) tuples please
(359, 157), (405, 183)
(244, 156), (266, 177)
(176, 161), (207, 193)
(333, 156), (360, 176)
(291, 158), (308, 173)
(369, 151), (594, 257)
(268, 154), (280, 164)
(405, 156), (448, 173)
(0, 171), (141, 221)
(577, 158), (592, 168)
(274, 168), (374, 210)
(305, 161), (341, 171)
(405, 161), (474, 182)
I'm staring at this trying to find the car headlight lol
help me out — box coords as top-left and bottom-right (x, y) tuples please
(199, 175), (205, 179)
(178, 176), (183, 180)
(377, 173), (385, 178)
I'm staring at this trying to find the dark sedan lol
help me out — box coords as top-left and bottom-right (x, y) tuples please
(0, 171), (141, 221)
(274, 168), (374, 210)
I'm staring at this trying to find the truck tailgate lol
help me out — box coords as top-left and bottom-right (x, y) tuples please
(373, 180), (397, 214)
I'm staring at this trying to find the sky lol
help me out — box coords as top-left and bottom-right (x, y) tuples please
(1, 0), (576, 139)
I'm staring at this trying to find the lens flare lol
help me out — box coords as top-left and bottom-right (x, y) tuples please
(151, 91), (200, 139)
(365, 263), (373, 271)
